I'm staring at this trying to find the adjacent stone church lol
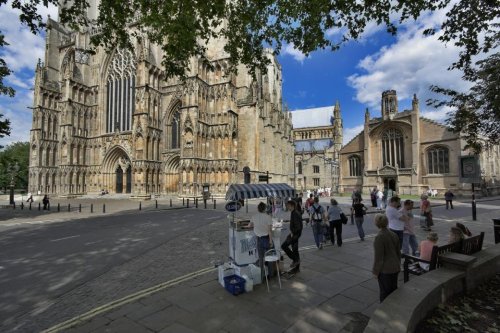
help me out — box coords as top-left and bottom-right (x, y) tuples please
(28, 4), (294, 197)
(339, 90), (500, 196)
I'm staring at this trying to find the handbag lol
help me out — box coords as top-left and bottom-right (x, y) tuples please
(340, 212), (348, 224)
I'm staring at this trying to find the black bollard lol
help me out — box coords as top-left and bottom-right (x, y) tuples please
(214, 199), (216, 209)
(91, 203), (93, 213)
(246, 199), (248, 213)
(21, 202), (24, 210)
(195, 198), (198, 208)
(103, 204), (106, 213)
(155, 200), (158, 209)
(139, 202), (142, 211)
(187, 199), (190, 208)
(29, 202), (32, 210)
(79, 204), (82, 212)
(204, 199), (207, 209)
(38, 202), (41, 211)
(58, 203), (60, 212)
(170, 198), (172, 207)
(68, 204), (71, 212)
(183, 198), (185, 206)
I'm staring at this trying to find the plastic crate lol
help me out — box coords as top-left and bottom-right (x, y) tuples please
(223, 275), (246, 296)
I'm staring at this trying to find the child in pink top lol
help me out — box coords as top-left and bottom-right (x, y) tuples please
(418, 232), (439, 270)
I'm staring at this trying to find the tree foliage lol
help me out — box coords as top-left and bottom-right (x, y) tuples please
(0, 142), (29, 191)
(0, 0), (499, 150)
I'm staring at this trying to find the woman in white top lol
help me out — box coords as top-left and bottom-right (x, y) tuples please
(327, 198), (344, 247)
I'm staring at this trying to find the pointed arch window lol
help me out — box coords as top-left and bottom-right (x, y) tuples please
(297, 161), (303, 174)
(171, 109), (181, 149)
(348, 155), (362, 177)
(427, 146), (449, 174)
(382, 128), (404, 167)
(106, 49), (136, 133)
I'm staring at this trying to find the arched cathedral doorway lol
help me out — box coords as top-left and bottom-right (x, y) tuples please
(102, 146), (132, 194)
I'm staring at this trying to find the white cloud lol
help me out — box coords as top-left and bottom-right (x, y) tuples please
(0, 1), (57, 146)
(343, 125), (364, 146)
(282, 43), (308, 63)
(346, 5), (473, 121)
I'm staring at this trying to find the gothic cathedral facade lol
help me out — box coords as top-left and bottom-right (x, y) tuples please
(28, 7), (294, 198)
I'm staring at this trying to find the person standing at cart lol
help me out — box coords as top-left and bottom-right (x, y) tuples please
(282, 200), (303, 269)
(248, 202), (274, 281)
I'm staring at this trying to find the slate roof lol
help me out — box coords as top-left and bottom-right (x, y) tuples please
(295, 138), (334, 152)
(290, 106), (335, 129)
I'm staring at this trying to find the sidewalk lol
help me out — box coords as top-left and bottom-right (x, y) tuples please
(51, 203), (499, 333)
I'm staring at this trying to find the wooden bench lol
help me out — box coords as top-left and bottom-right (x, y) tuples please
(403, 232), (484, 283)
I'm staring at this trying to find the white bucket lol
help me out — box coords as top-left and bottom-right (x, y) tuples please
(242, 274), (253, 292)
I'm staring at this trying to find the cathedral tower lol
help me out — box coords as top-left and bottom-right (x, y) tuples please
(381, 90), (398, 120)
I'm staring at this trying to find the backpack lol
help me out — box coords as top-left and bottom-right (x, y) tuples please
(311, 205), (323, 221)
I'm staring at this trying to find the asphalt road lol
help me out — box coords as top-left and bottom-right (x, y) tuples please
(0, 196), (497, 332)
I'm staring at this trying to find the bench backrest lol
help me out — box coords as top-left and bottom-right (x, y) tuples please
(461, 232), (484, 255)
(430, 241), (462, 270)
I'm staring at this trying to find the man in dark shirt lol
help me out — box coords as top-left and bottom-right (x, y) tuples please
(281, 200), (303, 269)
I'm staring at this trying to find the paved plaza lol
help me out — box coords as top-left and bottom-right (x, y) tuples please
(0, 195), (498, 332)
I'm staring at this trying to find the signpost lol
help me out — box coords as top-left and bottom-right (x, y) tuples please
(459, 156), (481, 221)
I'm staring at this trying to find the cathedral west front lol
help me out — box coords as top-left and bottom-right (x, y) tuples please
(28, 4), (294, 198)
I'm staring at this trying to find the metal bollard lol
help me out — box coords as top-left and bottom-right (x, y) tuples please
(68, 204), (71, 212)
(29, 202), (32, 210)
(21, 202), (24, 210)
(155, 200), (158, 209)
(170, 198), (172, 207)
(91, 204), (93, 213)
(39, 202), (41, 211)
(214, 199), (216, 209)
(183, 198), (185, 206)
(103, 204), (106, 213)
(187, 199), (190, 208)
(204, 199), (207, 209)
(57, 203), (60, 212)
(79, 204), (82, 212)
(195, 198), (198, 208)
(139, 202), (142, 210)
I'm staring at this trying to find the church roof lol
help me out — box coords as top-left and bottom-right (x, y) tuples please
(290, 106), (334, 129)
(295, 138), (334, 152)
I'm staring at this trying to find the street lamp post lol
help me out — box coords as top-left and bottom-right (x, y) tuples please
(8, 162), (20, 205)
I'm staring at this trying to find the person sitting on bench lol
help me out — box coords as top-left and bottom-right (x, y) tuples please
(418, 232), (439, 270)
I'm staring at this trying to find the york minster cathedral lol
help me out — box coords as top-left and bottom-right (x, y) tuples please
(28, 3), (294, 197)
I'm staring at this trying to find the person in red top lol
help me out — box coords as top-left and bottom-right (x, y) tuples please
(304, 194), (315, 226)
(420, 194), (433, 231)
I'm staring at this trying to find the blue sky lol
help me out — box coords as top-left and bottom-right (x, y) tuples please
(0, 2), (471, 147)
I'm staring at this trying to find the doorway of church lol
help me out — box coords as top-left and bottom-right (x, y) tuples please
(116, 166), (123, 193)
(383, 178), (397, 192)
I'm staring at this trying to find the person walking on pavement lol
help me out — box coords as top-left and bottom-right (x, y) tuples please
(372, 214), (401, 303)
(304, 193), (314, 226)
(351, 198), (367, 242)
(370, 187), (378, 207)
(308, 197), (326, 249)
(327, 198), (344, 247)
(401, 200), (418, 256)
(42, 195), (50, 210)
(281, 200), (303, 269)
(248, 202), (273, 282)
(376, 188), (384, 210)
(386, 196), (410, 249)
(420, 194), (433, 231)
(444, 189), (455, 209)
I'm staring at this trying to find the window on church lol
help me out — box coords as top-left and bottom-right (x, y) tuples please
(171, 110), (181, 149)
(313, 178), (320, 186)
(349, 155), (361, 177)
(382, 128), (405, 167)
(427, 146), (449, 174)
(297, 161), (302, 174)
(313, 165), (320, 173)
(106, 48), (136, 133)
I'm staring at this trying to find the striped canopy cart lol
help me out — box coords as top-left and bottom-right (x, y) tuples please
(225, 183), (296, 201)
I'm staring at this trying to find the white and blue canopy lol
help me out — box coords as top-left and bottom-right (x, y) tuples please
(225, 183), (296, 201)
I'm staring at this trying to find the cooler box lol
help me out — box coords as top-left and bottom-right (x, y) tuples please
(229, 227), (258, 265)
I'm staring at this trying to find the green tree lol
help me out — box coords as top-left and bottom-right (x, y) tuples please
(1, 0), (498, 148)
(0, 142), (29, 191)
